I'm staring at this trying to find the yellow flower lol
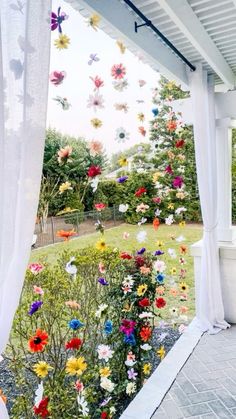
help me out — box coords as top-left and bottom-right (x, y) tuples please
(66, 357), (87, 376)
(100, 367), (111, 377)
(119, 157), (128, 167)
(166, 81), (176, 90)
(33, 361), (53, 378)
(168, 203), (174, 210)
(143, 363), (151, 375)
(179, 221), (186, 227)
(137, 284), (147, 296)
(96, 239), (107, 251)
(88, 13), (100, 30)
(59, 181), (72, 194)
(116, 40), (126, 54)
(54, 34), (70, 50)
(91, 118), (102, 128)
(157, 346), (166, 360)
(167, 151), (175, 160)
(179, 282), (189, 292)
(156, 240), (164, 248)
(153, 172), (162, 182)
(170, 267), (177, 275)
(137, 112), (145, 122)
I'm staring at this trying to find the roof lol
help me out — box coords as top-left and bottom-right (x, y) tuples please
(65, 0), (236, 89)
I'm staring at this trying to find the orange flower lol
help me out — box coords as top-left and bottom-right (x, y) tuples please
(153, 218), (160, 230)
(166, 120), (177, 132)
(57, 145), (72, 163)
(169, 288), (178, 297)
(138, 126), (146, 136)
(140, 266), (151, 275)
(56, 229), (76, 241)
(180, 306), (188, 314)
(28, 329), (48, 352)
(140, 326), (152, 342)
(156, 286), (165, 295)
(180, 245), (187, 254)
(0, 389), (6, 404)
(65, 300), (80, 310)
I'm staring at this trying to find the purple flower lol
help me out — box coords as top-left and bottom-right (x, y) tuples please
(154, 250), (164, 256)
(28, 301), (43, 316)
(120, 319), (136, 336)
(137, 247), (146, 255)
(127, 368), (138, 380)
(172, 176), (183, 189)
(117, 176), (128, 183)
(51, 7), (68, 33)
(165, 165), (173, 175)
(98, 277), (109, 286)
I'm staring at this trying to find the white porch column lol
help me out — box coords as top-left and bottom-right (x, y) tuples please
(216, 118), (236, 242)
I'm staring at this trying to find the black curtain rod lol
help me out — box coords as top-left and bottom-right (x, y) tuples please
(123, 0), (196, 72)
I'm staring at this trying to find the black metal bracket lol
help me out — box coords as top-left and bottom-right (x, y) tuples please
(135, 20), (151, 33)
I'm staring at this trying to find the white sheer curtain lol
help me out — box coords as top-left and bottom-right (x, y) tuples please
(0, 1), (51, 416)
(188, 64), (229, 333)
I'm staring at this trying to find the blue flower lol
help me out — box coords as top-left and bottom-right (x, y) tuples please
(152, 108), (159, 116)
(68, 319), (84, 330)
(154, 250), (164, 256)
(28, 301), (43, 316)
(98, 277), (109, 286)
(156, 273), (165, 284)
(117, 176), (128, 183)
(124, 333), (136, 346)
(137, 247), (146, 255)
(104, 320), (113, 335)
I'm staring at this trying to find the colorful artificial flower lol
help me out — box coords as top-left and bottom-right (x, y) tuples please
(96, 239), (107, 251)
(68, 319), (84, 330)
(33, 285), (44, 295)
(170, 267), (177, 275)
(153, 197), (162, 204)
(74, 380), (84, 392)
(118, 157), (128, 167)
(135, 255), (145, 267)
(112, 79), (128, 91)
(88, 165), (102, 177)
(135, 187), (147, 197)
(120, 319), (136, 336)
(28, 329), (48, 352)
(156, 286), (165, 295)
(137, 112), (145, 122)
(95, 203), (106, 211)
(137, 284), (147, 296)
(153, 218), (160, 230)
(53, 96), (71, 110)
(89, 140), (103, 156)
(117, 175), (128, 183)
(98, 262), (106, 273)
(28, 263), (44, 275)
(120, 252), (132, 260)
(65, 337), (83, 350)
(56, 229), (76, 240)
(179, 282), (189, 292)
(157, 346), (166, 360)
(123, 231), (130, 239)
(166, 120), (177, 132)
(136, 230), (147, 243)
(33, 361), (53, 378)
(165, 164), (173, 175)
(169, 307), (179, 317)
(54, 34), (70, 49)
(155, 297), (166, 309)
(28, 301), (43, 316)
(124, 333), (136, 346)
(165, 215), (174, 226)
(88, 53), (100, 65)
(136, 203), (149, 213)
(175, 139), (185, 148)
(143, 363), (151, 375)
(156, 273), (165, 284)
(66, 356), (87, 375)
(51, 7), (68, 33)
(140, 343), (152, 351)
(139, 326), (152, 342)
(49, 70), (66, 86)
(154, 250), (164, 256)
(91, 118), (103, 128)
(127, 368), (138, 380)
(138, 79), (146, 87)
(97, 344), (114, 362)
(138, 126), (146, 136)
(114, 103), (129, 113)
(98, 277), (109, 286)
(95, 304), (108, 318)
(65, 300), (80, 310)
(87, 93), (105, 112)
(169, 288), (178, 297)
(59, 181), (72, 194)
(104, 320), (113, 335)
(33, 397), (50, 417)
(179, 221), (186, 227)
(90, 75), (104, 90)
(115, 127), (130, 143)
(138, 297), (150, 307)
(126, 382), (136, 396)
(116, 40), (126, 54)
(57, 145), (72, 163)
(87, 13), (100, 30)
(111, 63), (126, 79)
(173, 176), (184, 189)
(154, 260), (166, 273)
(140, 266), (151, 275)
(100, 377), (116, 393)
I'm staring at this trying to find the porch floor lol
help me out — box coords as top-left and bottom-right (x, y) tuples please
(152, 325), (236, 418)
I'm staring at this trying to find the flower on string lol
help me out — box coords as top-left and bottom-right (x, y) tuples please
(139, 326), (152, 342)
(137, 247), (146, 255)
(65, 257), (77, 278)
(157, 346), (166, 360)
(156, 273), (165, 284)
(49, 70), (66, 86)
(59, 181), (72, 194)
(114, 103), (129, 113)
(28, 301), (43, 316)
(138, 126), (146, 136)
(54, 34), (70, 49)
(119, 203), (129, 213)
(96, 239), (107, 251)
(156, 286), (165, 295)
(100, 367), (111, 378)
(140, 266), (151, 275)
(112, 79), (128, 91)
(165, 165), (173, 175)
(115, 127), (130, 143)
(155, 297), (166, 308)
(28, 329), (48, 352)
(119, 157), (128, 167)
(173, 176), (184, 189)
(87, 165), (101, 177)
(33, 362), (53, 378)
(143, 363), (151, 375)
(57, 145), (72, 163)
(90, 118), (103, 128)
(87, 93), (104, 112)
(127, 368), (138, 380)
(87, 13), (100, 30)
(138, 79), (146, 87)
(136, 230), (147, 243)
(154, 250), (164, 256)
(179, 282), (189, 292)
(136, 203), (149, 213)
(117, 176), (128, 183)
(65, 300), (80, 310)
(33, 285), (44, 295)
(137, 284), (147, 296)
(98, 277), (109, 286)
(100, 377), (116, 393)
(153, 197), (162, 204)
(153, 218), (160, 230)
(77, 394), (89, 415)
(90, 75), (104, 90)
(98, 262), (106, 273)
(89, 140), (103, 156)
(169, 307), (178, 317)
(95, 203), (106, 211)
(138, 217), (147, 226)
(137, 112), (145, 122)
(141, 343), (152, 351)
(179, 220), (186, 227)
(66, 357), (87, 375)
(28, 263), (44, 275)
(135, 187), (147, 197)
(95, 304), (108, 318)
(138, 297), (150, 307)
(126, 382), (136, 395)
(51, 7), (68, 33)
(97, 344), (114, 362)
(116, 40), (126, 54)
(170, 267), (177, 275)
(56, 229), (76, 241)
(124, 333), (136, 345)
(111, 63), (126, 79)
(68, 319), (84, 330)
(65, 337), (83, 350)
(33, 397), (50, 417)
(180, 245), (187, 254)
(120, 319), (136, 336)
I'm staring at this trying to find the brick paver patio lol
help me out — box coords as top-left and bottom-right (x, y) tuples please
(152, 325), (236, 418)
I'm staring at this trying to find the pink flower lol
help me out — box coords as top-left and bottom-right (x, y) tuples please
(49, 70), (66, 86)
(28, 263), (44, 275)
(172, 176), (184, 189)
(111, 63), (126, 79)
(120, 319), (136, 336)
(57, 145), (72, 163)
(33, 285), (44, 295)
(165, 165), (173, 175)
(90, 75), (104, 90)
(152, 197), (162, 204)
(94, 203), (106, 211)
(89, 140), (103, 156)
(98, 262), (106, 274)
(74, 380), (84, 392)
(123, 232), (130, 240)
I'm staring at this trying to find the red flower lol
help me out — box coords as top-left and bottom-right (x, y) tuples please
(111, 63), (126, 79)
(153, 218), (160, 230)
(152, 197), (161, 204)
(138, 126), (146, 136)
(120, 252), (132, 260)
(33, 397), (49, 417)
(155, 297), (166, 309)
(65, 337), (83, 350)
(165, 165), (173, 175)
(94, 203), (106, 211)
(28, 329), (48, 352)
(138, 298), (150, 307)
(87, 165), (102, 178)
(90, 75), (104, 89)
(139, 326), (152, 342)
(101, 413), (108, 419)
(135, 256), (145, 267)
(175, 139), (185, 148)
(135, 187), (147, 197)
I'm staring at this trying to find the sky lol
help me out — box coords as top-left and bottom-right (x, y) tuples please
(47, 0), (160, 156)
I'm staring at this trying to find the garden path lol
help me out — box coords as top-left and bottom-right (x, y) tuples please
(152, 325), (236, 418)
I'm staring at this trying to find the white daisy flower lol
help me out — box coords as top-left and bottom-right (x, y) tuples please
(119, 203), (129, 213)
(87, 93), (104, 112)
(115, 127), (130, 143)
(112, 79), (128, 91)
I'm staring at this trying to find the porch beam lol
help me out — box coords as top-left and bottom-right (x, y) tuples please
(158, 0), (235, 88)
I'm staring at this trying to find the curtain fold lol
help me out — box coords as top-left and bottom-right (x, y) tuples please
(188, 64), (229, 333)
(0, 1), (51, 416)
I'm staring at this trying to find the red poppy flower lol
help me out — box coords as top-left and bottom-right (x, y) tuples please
(56, 229), (76, 241)
(166, 120), (177, 132)
(111, 63), (126, 79)
(28, 329), (48, 352)
(33, 397), (49, 417)
(135, 256), (145, 267)
(138, 298), (150, 307)
(138, 126), (146, 136)
(87, 165), (102, 178)
(155, 297), (166, 309)
(175, 139), (185, 148)
(135, 187), (147, 197)
(153, 218), (160, 230)
(139, 326), (152, 342)
(94, 203), (106, 211)
(101, 412), (108, 419)
(65, 337), (83, 350)
(120, 252), (132, 260)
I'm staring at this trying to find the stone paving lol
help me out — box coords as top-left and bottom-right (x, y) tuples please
(152, 325), (236, 419)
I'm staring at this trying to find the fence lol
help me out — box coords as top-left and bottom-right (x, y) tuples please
(33, 206), (124, 249)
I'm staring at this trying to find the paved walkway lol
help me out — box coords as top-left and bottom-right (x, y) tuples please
(152, 325), (236, 419)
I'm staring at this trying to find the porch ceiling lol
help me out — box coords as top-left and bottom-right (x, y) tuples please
(65, 0), (236, 89)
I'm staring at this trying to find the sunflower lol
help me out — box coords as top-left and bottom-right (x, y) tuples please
(99, 367), (111, 377)
(157, 346), (166, 360)
(87, 13), (100, 30)
(179, 221), (186, 227)
(33, 361), (53, 378)
(28, 329), (48, 352)
(66, 357), (87, 376)
(91, 118), (103, 128)
(156, 240), (164, 248)
(96, 239), (107, 251)
(54, 34), (70, 50)
(115, 127), (130, 143)
(137, 284), (147, 296)
(119, 157), (128, 167)
(137, 112), (145, 122)
(170, 267), (177, 275)
(179, 282), (189, 292)
(143, 363), (151, 375)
